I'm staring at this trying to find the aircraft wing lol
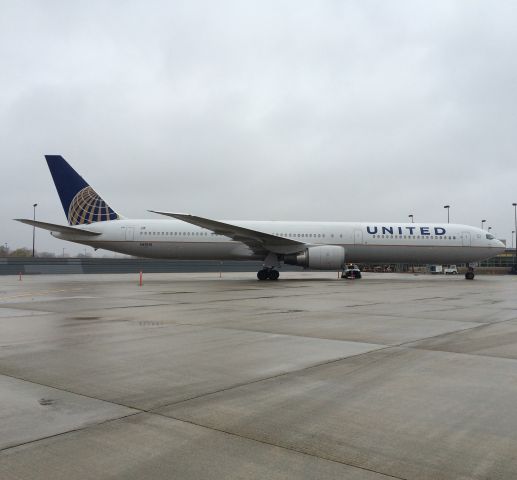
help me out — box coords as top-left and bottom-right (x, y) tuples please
(14, 219), (101, 236)
(149, 211), (306, 255)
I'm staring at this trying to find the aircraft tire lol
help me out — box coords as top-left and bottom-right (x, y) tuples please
(465, 271), (475, 280)
(257, 269), (269, 281)
(269, 270), (279, 281)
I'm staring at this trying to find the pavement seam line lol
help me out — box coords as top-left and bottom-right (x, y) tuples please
(0, 371), (139, 411)
(0, 411), (143, 453)
(150, 410), (408, 480)
(1, 409), (406, 480)
(400, 314), (517, 355)
(148, 315), (508, 411)
(148, 345), (396, 410)
(0, 385), (407, 480)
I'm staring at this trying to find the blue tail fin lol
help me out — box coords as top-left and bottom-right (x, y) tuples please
(45, 155), (121, 225)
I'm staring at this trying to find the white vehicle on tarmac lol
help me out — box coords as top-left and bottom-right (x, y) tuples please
(341, 264), (362, 279)
(444, 265), (459, 275)
(429, 265), (443, 274)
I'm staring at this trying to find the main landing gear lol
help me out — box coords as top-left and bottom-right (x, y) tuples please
(465, 266), (475, 280)
(258, 252), (280, 281)
(257, 268), (280, 281)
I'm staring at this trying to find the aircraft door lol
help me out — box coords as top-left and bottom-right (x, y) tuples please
(125, 227), (135, 241)
(461, 232), (471, 246)
(354, 230), (363, 245)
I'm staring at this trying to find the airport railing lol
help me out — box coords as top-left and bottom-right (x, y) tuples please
(0, 257), (303, 275)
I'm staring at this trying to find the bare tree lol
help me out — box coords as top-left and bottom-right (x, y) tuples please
(11, 248), (31, 257)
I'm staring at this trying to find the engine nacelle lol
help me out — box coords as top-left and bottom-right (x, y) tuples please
(284, 245), (345, 270)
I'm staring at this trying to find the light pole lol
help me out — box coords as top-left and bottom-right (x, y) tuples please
(512, 231), (515, 250)
(32, 203), (38, 257)
(481, 219), (486, 230)
(408, 214), (414, 223)
(513, 203), (517, 266)
(443, 205), (450, 223)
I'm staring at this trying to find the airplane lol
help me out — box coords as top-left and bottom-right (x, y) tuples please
(15, 155), (505, 281)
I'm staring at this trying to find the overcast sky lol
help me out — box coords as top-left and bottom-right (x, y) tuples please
(1, 0), (517, 255)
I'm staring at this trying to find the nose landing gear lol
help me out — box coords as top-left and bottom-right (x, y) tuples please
(257, 268), (280, 281)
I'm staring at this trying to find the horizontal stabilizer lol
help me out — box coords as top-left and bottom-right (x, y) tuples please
(14, 219), (101, 236)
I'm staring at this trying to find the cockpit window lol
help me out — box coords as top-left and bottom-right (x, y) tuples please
(486, 234), (495, 240)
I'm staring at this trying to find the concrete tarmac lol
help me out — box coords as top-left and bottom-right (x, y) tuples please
(1, 272), (517, 479)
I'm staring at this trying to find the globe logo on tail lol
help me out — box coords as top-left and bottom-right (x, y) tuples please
(67, 186), (119, 225)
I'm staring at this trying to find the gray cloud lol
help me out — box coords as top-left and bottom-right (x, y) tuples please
(1, 0), (516, 254)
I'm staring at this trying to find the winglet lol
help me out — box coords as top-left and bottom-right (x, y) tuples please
(148, 210), (191, 217)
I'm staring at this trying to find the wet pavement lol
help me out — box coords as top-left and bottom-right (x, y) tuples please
(1, 272), (516, 479)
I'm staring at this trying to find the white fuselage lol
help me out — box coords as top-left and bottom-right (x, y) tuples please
(52, 220), (505, 266)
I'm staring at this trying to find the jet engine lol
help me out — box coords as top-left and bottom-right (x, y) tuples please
(284, 245), (345, 270)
